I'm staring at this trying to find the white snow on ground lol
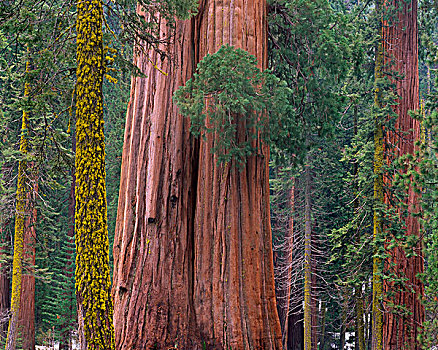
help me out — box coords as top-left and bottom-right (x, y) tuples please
(328, 331), (355, 349)
(36, 334), (79, 350)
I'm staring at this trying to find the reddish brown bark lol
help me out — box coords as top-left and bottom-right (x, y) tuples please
(112, 16), (200, 349)
(18, 176), (37, 350)
(192, 1), (281, 348)
(112, 1), (282, 349)
(381, 0), (424, 348)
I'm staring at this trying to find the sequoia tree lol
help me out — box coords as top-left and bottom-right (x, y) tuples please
(381, 0), (424, 348)
(17, 179), (37, 350)
(112, 0), (282, 349)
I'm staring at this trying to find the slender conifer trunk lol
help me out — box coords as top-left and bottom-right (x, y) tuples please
(282, 181), (295, 349)
(372, 9), (384, 349)
(319, 301), (326, 350)
(303, 157), (311, 350)
(5, 54), (31, 350)
(354, 105), (366, 350)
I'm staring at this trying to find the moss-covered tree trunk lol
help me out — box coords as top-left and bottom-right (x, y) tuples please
(353, 105), (366, 350)
(372, 11), (384, 350)
(112, 1), (282, 349)
(75, 0), (115, 348)
(381, 0), (424, 348)
(5, 57), (31, 350)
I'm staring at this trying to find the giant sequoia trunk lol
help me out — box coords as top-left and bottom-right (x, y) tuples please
(112, 16), (200, 349)
(112, 1), (282, 349)
(381, 0), (424, 348)
(18, 178), (37, 350)
(192, 1), (281, 348)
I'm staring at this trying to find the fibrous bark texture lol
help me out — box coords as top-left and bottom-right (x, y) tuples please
(112, 1), (282, 349)
(112, 16), (199, 349)
(382, 0), (424, 348)
(18, 177), (37, 350)
(192, 1), (281, 348)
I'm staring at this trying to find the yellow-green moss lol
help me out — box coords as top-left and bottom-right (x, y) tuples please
(372, 29), (384, 350)
(75, 1), (115, 348)
(5, 59), (30, 350)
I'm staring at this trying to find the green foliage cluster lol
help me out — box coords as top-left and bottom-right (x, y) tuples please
(268, 0), (351, 141)
(175, 44), (296, 165)
(417, 4), (438, 341)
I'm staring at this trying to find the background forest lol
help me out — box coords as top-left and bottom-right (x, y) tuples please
(0, 0), (437, 349)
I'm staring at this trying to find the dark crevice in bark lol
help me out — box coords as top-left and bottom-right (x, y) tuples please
(188, 136), (200, 345)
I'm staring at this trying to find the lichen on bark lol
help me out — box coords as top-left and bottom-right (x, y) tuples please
(372, 23), (384, 350)
(75, 0), (115, 348)
(5, 56), (30, 350)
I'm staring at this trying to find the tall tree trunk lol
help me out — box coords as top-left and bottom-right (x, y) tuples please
(60, 138), (76, 350)
(75, 0), (115, 348)
(372, 6), (384, 349)
(5, 56), (31, 350)
(319, 301), (326, 350)
(353, 105), (366, 350)
(356, 286), (366, 350)
(112, 15), (201, 349)
(381, 0), (424, 348)
(310, 241), (318, 350)
(282, 181), (295, 349)
(287, 305), (304, 350)
(192, 1), (282, 347)
(340, 295), (347, 350)
(18, 172), (37, 350)
(303, 158), (311, 350)
(112, 1), (282, 349)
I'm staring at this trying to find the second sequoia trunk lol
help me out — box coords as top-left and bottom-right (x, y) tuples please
(192, 1), (281, 348)
(112, 1), (282, 349)
(381, 0), (424, 348)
